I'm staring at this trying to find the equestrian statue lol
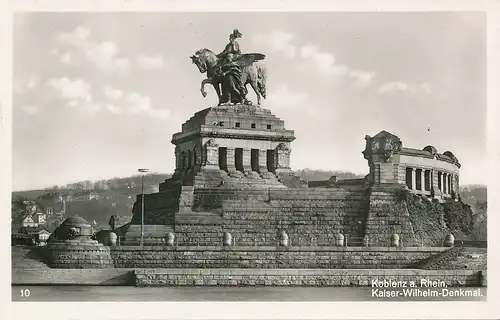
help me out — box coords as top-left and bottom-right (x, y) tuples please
(190, 29), (267, 106)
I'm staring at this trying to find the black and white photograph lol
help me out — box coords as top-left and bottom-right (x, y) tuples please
(3, 1), (500, 320)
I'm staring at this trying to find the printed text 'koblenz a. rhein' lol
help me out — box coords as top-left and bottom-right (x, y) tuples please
(371, 278), (483, 298)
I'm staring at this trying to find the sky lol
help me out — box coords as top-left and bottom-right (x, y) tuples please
(12, 12), (486, 191)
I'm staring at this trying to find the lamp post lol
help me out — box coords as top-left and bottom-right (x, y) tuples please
(138, 168), (149, 246)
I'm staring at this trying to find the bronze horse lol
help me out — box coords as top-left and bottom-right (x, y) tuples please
(190, 49), (267, 105)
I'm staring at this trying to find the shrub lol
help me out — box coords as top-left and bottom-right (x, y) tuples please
(393, 187), (411, 203)
(443, 200), (474, 235)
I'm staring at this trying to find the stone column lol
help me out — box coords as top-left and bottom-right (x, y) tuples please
(454, 174), (459, 195)
(449, 175), (453, 194)
(259, 149), (268, 173)
(441, 172), (448, 194)
(432, 170), (437, 191)
(226, 148), (237, 173)
(242, 148), (252, 174)
(420, 169), (425, 191)
(275, 143), (291, 175)
(411, 168), (416, 190)
(446, 173), (451, 194)
(203, 140), (219, 170)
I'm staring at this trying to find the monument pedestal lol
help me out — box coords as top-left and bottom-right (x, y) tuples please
(124, 104), (296, 245)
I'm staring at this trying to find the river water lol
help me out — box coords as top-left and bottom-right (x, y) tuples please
(11, 286), (487, 302)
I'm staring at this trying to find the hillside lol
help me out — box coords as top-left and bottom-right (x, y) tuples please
(11, 171), (486, 239)
(11, 173), (171, 230)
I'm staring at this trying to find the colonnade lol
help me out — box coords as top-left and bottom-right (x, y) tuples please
(176, 143), (290, 175)
(405, 167), (458, 196)
(215, 147), (276, 173)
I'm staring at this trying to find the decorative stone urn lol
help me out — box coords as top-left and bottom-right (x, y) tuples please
(390, 234), (400, 247)
(280, 230), (289, 247)
(223, 232), (232, 246)
(335, 233), (345, 247)
(107, 232), (117, 246)
(444, 234), (455, 247)
(166, 232), (176, 246)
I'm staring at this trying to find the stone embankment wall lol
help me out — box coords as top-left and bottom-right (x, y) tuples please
(110, 246), (446, 269)
(364, 187), (417, 246)
(222, 188), (369, 246)
(134, 268), (485, 287)
(167, 187), (370, 246)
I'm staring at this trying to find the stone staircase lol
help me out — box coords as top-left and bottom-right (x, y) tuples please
(417, 246), (487, 270)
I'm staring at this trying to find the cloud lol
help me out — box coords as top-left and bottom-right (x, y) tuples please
(103, 86), (123, 100)
(138, 55), (165, 69)
(47, 77), (92, 102)
(266, 85), (321, 117)
(60, 52), (73, 64)
(299, 43), (376, 86)
(125, 92), (170, 119)
(14, 74), (40, 95)
(266, 84), (308, 108)
(348, 70), (376, 87)
(46, 77), (99, 112)
(106, 104), (123, 114)
(253, 30), (297, 58)
(300, 43), (336, 71)
(56, 26), (130, 71)
(102, 86), (170, 119)
(254, 30), (375, 87)
(377, 82), (432, 94)
(50, 49), (74, 64)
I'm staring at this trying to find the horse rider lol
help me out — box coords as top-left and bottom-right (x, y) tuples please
(217, 29), (243, 63)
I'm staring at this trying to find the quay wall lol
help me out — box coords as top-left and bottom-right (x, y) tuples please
(12, 267), (485, 287)
(134, 268), (485, 287)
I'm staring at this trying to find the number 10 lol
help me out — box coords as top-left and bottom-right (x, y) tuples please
(20, 289), (30, 297)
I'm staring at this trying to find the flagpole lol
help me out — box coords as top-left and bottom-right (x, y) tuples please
(138, 168), (149, 246)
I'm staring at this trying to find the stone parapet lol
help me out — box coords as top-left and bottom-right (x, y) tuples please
(109, 246), (445, 269)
